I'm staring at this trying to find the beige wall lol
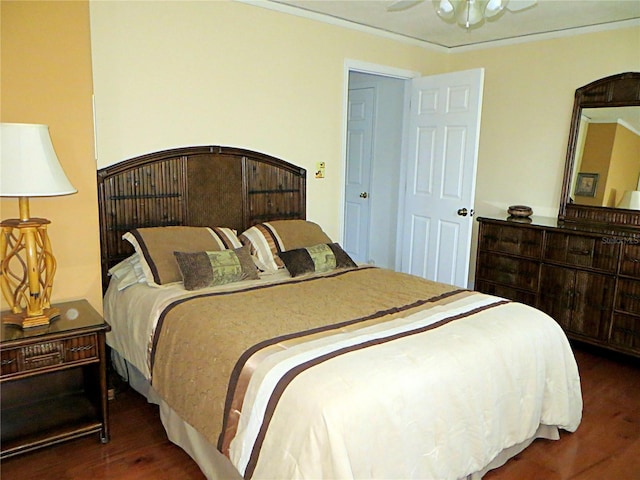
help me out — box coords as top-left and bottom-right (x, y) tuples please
(448, 26), (640, 219)
(1, 1), (102, 312)
(89, 1), (448, 240)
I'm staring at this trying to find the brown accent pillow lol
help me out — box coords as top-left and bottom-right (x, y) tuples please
(279, 243), (357, 277)
(123, 226), (242, 286)
(174, 245), (259, 290)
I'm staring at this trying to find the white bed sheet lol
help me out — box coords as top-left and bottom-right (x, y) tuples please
(113, 352), (563, 480)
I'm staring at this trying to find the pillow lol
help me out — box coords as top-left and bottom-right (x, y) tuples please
(123, 226), (242, 286)
(279, 243), (357, 277)
(107, 253), (146, 291)
(174, 245), (259, 290)
(239, 220), (333, 273)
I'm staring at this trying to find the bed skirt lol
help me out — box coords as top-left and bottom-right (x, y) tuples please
(111, 351), (559, 480)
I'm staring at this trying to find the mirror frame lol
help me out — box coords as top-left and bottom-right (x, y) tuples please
(559, 71), (640, 230)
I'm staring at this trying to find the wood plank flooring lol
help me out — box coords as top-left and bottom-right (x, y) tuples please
(2, 344), (638, 480)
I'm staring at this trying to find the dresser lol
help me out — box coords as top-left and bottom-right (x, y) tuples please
(475, 216), (640, 357)
(0, 299), (111, 458)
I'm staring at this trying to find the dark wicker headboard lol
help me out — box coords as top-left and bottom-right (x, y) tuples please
(97, 146), (306, 291)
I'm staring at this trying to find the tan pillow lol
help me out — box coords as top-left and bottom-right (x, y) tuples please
(123, 226), (242, 286)
(239, 220), (333, 273)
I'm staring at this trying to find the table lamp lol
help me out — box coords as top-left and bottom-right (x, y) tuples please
(0, 123), (77, 328)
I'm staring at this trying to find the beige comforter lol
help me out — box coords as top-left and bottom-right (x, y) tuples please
(149, 266), (582, 479)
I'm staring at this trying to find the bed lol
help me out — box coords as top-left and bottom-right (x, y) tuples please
(98, 146), (582, 480)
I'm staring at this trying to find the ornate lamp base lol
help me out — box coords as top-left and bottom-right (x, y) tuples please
(2, 307), (61, 328)
(1, 213), (58, 329)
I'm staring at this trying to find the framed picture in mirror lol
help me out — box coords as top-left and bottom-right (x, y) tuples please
(575, 172), (599, 197)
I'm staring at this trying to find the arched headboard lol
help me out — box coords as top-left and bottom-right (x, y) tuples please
(97, 146), (306, 290)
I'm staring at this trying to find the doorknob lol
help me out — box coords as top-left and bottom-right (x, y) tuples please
(360, 192), (368, 199)
(457, 208), (468, 217)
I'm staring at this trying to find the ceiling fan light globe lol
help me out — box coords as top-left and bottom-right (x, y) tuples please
(436, 0), (455, 20)
(485, 0), (507, 17)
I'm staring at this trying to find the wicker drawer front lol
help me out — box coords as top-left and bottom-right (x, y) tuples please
(1, 334), (98, 378)
(479, 223), (543, 258)
(609, 313), (640, 351)
(617, 279), (640, 315)
(475, 280), (537, 306)
(477, 252), (539, 291)
(544, 232), (619, 272)
(620, 242), (640, 277)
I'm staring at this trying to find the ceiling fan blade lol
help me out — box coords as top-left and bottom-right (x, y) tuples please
(506, 0), (538, 12)
(387, 0), (424, 12)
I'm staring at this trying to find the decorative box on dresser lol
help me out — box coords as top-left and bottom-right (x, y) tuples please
(0, 299), (111, 458)
(475, 216), (640, 358)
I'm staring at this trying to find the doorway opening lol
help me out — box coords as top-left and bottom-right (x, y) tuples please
(342, 64), (413, 270)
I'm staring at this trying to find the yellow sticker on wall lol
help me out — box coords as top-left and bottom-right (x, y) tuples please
(315, 162), (325, 179)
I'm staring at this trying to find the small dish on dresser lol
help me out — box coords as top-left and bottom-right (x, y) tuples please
(507, 205), (533, 218)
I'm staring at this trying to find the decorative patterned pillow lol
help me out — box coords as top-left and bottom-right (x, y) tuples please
(279, 243), (357, 277)
(174, 245), (259, 290)
(123, 226), (242, 286)
(239, 220), (333, 273)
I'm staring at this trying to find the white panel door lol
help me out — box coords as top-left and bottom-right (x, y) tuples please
(400, 69), (484, 288)
(344, 86), (375, 263)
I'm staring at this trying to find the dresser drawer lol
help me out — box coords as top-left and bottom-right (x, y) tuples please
(609, 313), (640, 352)
(620, 241), (640, 277)
(475, 280), (537, 306)
(479, 223), (543, 258)
(1, 333), (99, 378)
(616, 279), (640, 315)
(544, 232), (619, 272)
(476, 251), (539, 291)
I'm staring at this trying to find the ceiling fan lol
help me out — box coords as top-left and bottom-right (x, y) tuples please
(388, 0), (538, 29)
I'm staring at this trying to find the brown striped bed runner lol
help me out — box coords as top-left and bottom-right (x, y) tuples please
(150, 267), (472, 457)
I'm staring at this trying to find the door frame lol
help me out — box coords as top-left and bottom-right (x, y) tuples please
(338, 60), (420, 249)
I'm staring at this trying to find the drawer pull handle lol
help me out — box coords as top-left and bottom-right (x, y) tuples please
(612, 327), (640, 338)
(568, 248), (591, 256)
(502, 237), (520, 245)
(68, 344), (95, 353)
(621, 292), (640, 301)
(1, 358), (16, 366)
(625, 256), (640, 264)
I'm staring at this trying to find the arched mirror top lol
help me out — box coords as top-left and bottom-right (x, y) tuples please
(559, 72), (640, 230)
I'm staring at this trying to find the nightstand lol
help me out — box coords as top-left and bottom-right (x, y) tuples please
(0, 299), (111, 458)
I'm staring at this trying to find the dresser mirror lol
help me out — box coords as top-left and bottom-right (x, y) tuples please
(559, 72), (640, 230)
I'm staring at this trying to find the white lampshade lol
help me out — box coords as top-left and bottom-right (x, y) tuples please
(0, 123), (77, 197)
(617, 190), (640, 210)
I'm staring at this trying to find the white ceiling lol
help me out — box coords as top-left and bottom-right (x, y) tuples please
(262, 0), (640, 50)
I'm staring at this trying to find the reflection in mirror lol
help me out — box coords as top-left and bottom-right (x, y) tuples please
(570, 106), (640, 210)
(559, 72), (640, 229)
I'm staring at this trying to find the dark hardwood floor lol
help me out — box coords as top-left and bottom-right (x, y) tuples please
(1, 344), (638, 480)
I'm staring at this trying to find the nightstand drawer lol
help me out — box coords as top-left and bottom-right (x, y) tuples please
(1, 334), (98, 378)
